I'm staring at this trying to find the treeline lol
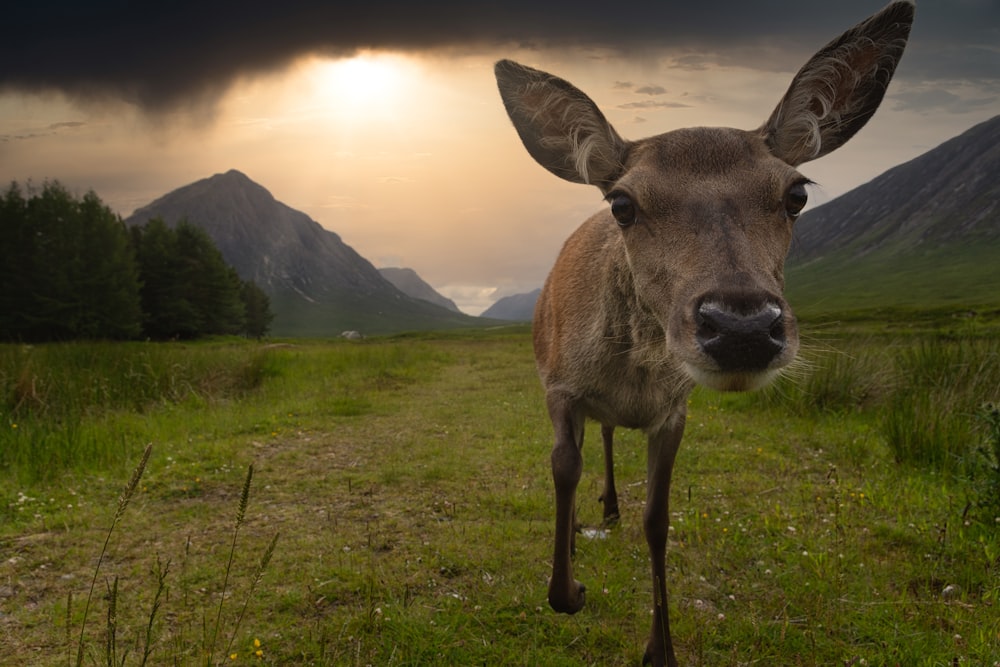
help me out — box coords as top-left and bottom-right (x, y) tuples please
(0, 180), (273, 341)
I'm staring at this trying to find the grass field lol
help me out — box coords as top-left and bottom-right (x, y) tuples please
(1, 321), (999, 666)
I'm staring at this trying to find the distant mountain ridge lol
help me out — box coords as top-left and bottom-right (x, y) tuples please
(379, 267), (460, 313)
(785, 114), (1000, 313)
(124, 170), (480, 336)
(790, 114), (1000, 262)
(481, 289), (540, 321)
(128, 170), (383, 299)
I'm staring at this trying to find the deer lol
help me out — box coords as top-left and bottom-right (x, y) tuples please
(494, 2), (913, 665)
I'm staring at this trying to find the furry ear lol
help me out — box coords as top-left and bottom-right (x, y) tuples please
(495, 59), (628, 191)
(761, 1), (914, 166)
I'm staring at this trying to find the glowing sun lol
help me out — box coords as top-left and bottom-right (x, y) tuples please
(304, 52), (415, 122)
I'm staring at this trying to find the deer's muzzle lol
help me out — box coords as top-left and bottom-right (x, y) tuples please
(694, 300), (787, 373)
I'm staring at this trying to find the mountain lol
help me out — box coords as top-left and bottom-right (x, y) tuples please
(785, 114), (1000, 314)
(124, 170), (481, 336)
(481, 288), (540, 321)
(378, 267), (460, 313)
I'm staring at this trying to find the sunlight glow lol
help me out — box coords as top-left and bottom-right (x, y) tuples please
(303, 52), (415, 121)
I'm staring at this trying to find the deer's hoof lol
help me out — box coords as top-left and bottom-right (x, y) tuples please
(548, 580), (586, 615)
(599, 495), (620, 525)
(642, 640), (678, 667)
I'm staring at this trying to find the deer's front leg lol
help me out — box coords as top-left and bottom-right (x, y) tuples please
(599, 424), (620, 525)
(547, 394), (586, 614)
(643, 413), (685, 667)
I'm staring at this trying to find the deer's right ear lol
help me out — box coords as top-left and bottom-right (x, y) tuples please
(495, 60), (628, 191)
(760, 0), (914, 166)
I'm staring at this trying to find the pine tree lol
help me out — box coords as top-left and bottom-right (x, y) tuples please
(173, 222), (246, 336)
(0, 181), (141, 341)
(240, 280), (274, 339)
(132, 218), (258, 339)
(0, 183), (32, 338)
(132, 218), (200, 339)
(71, 192), (142, 339)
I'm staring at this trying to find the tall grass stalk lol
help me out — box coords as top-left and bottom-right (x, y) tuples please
(208, 463), (254, 666)
(66, 592), (73, 667)
(68, 453), (277, 665)
(139, 557), (170, 667)
(75, 443), (152, 667)
(224, 532), (279, 661)
(105, 576), (120, 667)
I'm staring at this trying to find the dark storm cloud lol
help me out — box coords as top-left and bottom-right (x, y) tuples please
(2, 0), (997, 112)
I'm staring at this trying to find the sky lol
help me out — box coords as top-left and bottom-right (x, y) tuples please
(1, 1), (998, 315)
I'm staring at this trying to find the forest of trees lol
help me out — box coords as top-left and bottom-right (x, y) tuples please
(0, 181), (273, 341)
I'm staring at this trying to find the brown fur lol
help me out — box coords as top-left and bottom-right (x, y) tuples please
(495, 3), (913, 665)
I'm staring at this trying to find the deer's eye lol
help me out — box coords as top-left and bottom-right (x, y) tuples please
(784, 182), (809, 219)
(609, 193), (637, 227)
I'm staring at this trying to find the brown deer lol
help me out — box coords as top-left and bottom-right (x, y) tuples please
(494, 2), (913, 665)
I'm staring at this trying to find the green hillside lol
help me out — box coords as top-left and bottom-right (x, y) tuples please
(786, 239), (1000, 317)
(269, 289), (498, 337)
(785, 115), (1000, 319)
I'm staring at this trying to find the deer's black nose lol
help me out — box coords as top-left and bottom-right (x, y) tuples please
(695, 301), (786, 372)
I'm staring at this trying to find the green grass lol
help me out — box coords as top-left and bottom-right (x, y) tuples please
(786, 239), (1000, 317)
(756, 330), (1000, 473)
(1, 325), (999, 665)
(0, 341), (274, 485)
(880, 337), (1000, 469)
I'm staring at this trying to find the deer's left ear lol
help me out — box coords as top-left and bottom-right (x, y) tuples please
(495, 59), (629, 191)
(761, 0), (914, 166)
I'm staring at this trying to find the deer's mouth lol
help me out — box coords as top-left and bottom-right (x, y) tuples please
(682, 364), (783, 393)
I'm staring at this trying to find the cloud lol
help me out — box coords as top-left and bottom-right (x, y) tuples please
(635, 85), (667, 96)
(618, 100), (691, 110)
(436, 284), (500, 316)
(0, 119), (88, 142)
(1, 1), (996, 123)
(669, 54), (714, 72)
(891, 86), (999, 114)
(318, 195), (368, 210)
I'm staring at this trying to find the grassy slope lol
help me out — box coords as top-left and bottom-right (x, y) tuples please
(785, 239), (1000, 318)
(269, 290), (496, 338)
(1, 331), (998, 665)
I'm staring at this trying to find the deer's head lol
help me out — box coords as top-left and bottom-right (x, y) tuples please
(496, 2), (912, 392)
